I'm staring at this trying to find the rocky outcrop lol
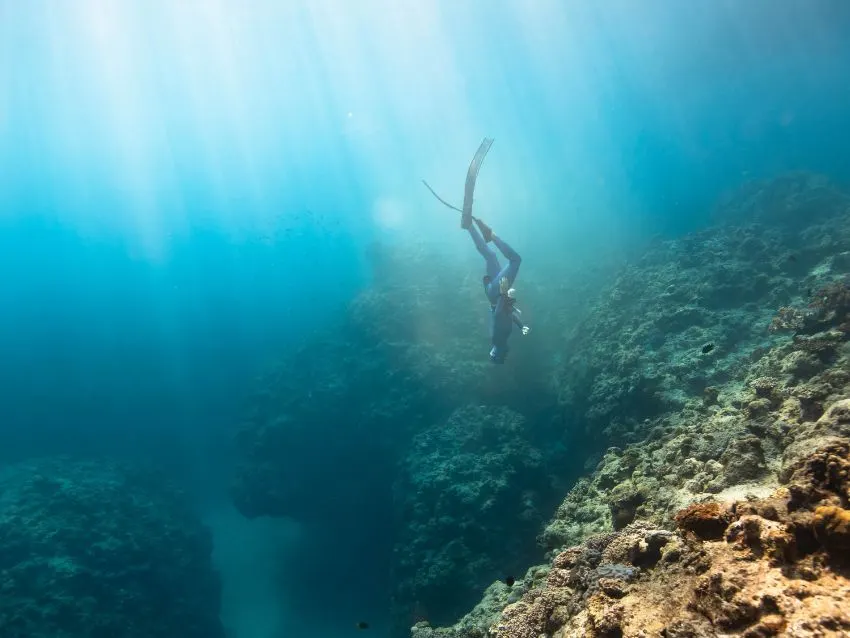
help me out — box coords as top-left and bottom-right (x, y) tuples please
(229, 242), (592, 637)
(392, 405), (557, 628)
(553, 172), (850, 444)
(412, 440), (850, 638)
(0, 457), (224, 638)
(411, 173), (850, 636)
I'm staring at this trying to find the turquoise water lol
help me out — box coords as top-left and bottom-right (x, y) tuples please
(2, 1), (850, 637)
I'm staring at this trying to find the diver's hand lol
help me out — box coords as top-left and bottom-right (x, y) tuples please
(522, 326), (530, 336)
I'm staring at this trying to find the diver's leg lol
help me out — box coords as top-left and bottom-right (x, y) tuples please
(468, 224), (501, 280)
(492, 235), (522, 286)
(473, 217), (493, 243)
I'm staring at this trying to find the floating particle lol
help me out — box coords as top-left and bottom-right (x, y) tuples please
(356, 621), (370, 630)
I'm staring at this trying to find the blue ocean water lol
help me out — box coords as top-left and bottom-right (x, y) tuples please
(2, 1), (850, 637)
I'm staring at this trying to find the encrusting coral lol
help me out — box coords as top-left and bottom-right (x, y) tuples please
(413, 439), (850, 638)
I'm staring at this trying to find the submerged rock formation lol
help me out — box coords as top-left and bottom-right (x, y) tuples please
(554, 172), (850, 444)
(230, 244), (556, 523)
(232, 171), (850, 637)
(410, 173), (850, 636)
(412, 439), (850, 638)
(392, 405), (557, 628)
(229, 241), (595, 632)
(0, 457), (224, 638)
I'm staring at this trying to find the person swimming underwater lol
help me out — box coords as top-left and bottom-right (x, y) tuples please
(423, 136), (530, 363)
(466, 216), (530, 363)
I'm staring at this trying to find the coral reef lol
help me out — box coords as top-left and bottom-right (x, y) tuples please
(553, 172), (850, 444)
(540, 293), (850, 557)
(412, 173), (850, 636)
(392, 405), (557, 628)
(538, 173), (850, 552)
(231, 171), (850, 638)
(0, 457), (224, 638)
(412, 440), (850, 638)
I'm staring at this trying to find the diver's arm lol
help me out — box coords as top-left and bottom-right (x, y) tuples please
(513, 311), (530, 334)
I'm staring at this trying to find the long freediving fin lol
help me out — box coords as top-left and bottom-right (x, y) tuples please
(421, 137), (494, 226)
(461, 137), (494, 229)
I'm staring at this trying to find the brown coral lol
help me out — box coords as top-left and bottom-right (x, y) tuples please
(674, 502), (732, 540)
(813, 505), (850, 554)
(725, 515), (796, 565)
(783, 438), (850, 509)
(585, 593), (626, 637)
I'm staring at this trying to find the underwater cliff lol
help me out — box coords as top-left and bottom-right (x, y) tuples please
(231, 172), (850, 638)
(405, 174), (850, 637)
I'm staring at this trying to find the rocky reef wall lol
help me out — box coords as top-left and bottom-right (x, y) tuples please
(410, 173), (850, 637)
(232, 172), (850, 637)
(0, 458), (225, 638)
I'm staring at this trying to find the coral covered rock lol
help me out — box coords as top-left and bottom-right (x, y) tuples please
(607, 480), (648, 530)
(674, 502), (732, 540)
(812, 506), (850, 553)
(420, 441), (850, 638)
(0, 457), (224, 638)
(393, 405), (556, 630)
(414, 173), (850, 638)
(554, 172), (850, 444)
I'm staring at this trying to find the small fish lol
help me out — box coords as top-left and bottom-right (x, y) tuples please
(356, 621), (370, 630)
(701, 342), (715, 354)
(788, 254), (797, 263)
(505, 576), (516, 587)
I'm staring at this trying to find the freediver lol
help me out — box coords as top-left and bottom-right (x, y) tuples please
(423, 137), (530, 364)
(465, 214), (530, 364)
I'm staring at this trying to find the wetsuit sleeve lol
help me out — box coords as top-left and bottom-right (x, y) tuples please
(512, 311), (524, 328)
